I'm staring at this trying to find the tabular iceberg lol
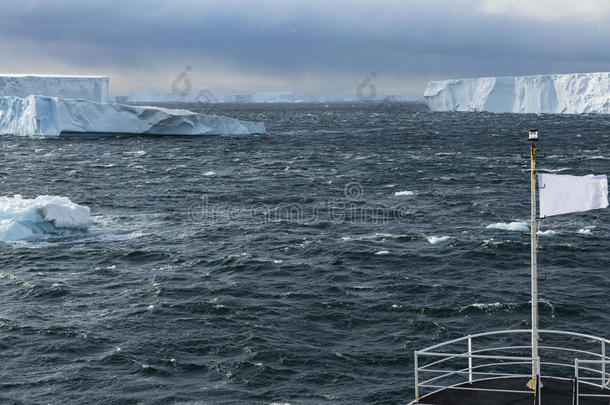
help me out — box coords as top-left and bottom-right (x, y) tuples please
(0, 95), (266, 137)
(424, 72), (610, 114)
(0, 195), (92, 241)
(128, 92), (220, 103)
(0, 74), (109, 103)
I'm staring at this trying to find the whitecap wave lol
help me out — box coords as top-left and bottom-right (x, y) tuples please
(459, 302), (519, 313)
(374, 250), (390, 255)
(340, 233), (410, 242)
(538, 167), (570, 173)
(537, 229), (557, 237)
(427, 235), (450, 244)
(486, 221), (529, 232)
(0, 195), (91, 241)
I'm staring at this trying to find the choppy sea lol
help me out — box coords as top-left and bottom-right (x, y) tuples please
(0, 102), (609, 404)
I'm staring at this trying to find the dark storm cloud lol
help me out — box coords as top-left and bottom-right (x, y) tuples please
(1, 0), (609, 92)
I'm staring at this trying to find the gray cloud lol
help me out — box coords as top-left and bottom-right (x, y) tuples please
(0, 0), (609, 94)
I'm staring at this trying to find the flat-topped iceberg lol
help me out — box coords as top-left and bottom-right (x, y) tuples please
(0, 195), (92, 241)
(424, 72), (610, 114)
(0, 74), (109, 103)
(0, 95), (266, 137)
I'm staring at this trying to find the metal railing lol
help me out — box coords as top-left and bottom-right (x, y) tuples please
(574, 359), (610, 405)
(412, 329), (610, 403)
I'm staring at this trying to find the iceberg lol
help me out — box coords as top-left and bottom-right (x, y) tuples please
(128, 92), (220, 103)
(128, 91), (424, 104)
(127, 91), (294, 103)
(0, 195), (92, 241)
(0, 74), (109, 103)
(0, 95), (266, 137)
(424, 72), (610, 114)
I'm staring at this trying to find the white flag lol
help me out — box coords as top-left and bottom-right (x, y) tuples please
(538, 174), (609, 217)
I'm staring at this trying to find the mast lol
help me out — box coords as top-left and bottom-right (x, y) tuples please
(528, 129), (540, 388)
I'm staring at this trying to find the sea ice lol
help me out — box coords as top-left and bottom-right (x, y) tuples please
(394, 190), (415, 196)
(486, 221), (529, 232)
(427, 235), (450, 244)
(0, 195), (92, 241)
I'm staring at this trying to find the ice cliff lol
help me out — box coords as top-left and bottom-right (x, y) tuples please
(0, 74), (109, 103)
(424, 72), (610, 114)
(0, 95), (266, 137)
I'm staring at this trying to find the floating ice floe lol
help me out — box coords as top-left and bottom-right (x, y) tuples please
(0, 95), (266, 137)
(486, 221), (558, 236)
(427, 235), (450, 244)
(394, 190), (415, 196)
(486, 221), (529, 232)
(0, 195), (91, 241)
(577, 227), (595, 235)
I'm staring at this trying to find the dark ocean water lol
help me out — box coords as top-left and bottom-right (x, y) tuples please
(0, 102), (609, 404)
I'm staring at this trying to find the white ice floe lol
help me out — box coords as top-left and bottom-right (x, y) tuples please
(374, 250), (390, 255)
(427, 235), (450, 244)
(0, 195), (92, 241)
(486, 221), (529, 232)
(394, 190), (415, 196)
(0, 95), (266, 137)
(578, 227), (595, 235)
(0, 74), (108, 103)
(425, 72), (610, 114)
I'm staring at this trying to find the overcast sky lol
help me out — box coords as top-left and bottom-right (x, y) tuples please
(1, 0), (609, 95)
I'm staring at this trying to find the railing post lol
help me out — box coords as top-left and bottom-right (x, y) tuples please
(574, 359), (579, 405)
(602, 341), (606, 387)
(414, 351), (419, 402)
(536, 357), (541, 405)
(468, 335), (473, 384)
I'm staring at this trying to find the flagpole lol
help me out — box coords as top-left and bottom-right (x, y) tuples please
(528, 129), (540, 390)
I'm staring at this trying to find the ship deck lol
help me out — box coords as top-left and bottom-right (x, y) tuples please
(411, 329), (610, 405)
(413, 376), (609, 404)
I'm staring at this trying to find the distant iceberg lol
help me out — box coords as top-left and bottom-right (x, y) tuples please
(0, 195), (91, 241)
(0, 74), (108, 103)
(128, 92), (220, 103)
(127, 91), (424, 104)
(0, 95), (266, 137)
(424, 72), (610, 114)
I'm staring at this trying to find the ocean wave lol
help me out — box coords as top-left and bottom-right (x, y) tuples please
(538, 167), (570, 173)
(340, 233), (410, 242)
(459, 302), (519, 313)
(0, 195), (91, 241)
